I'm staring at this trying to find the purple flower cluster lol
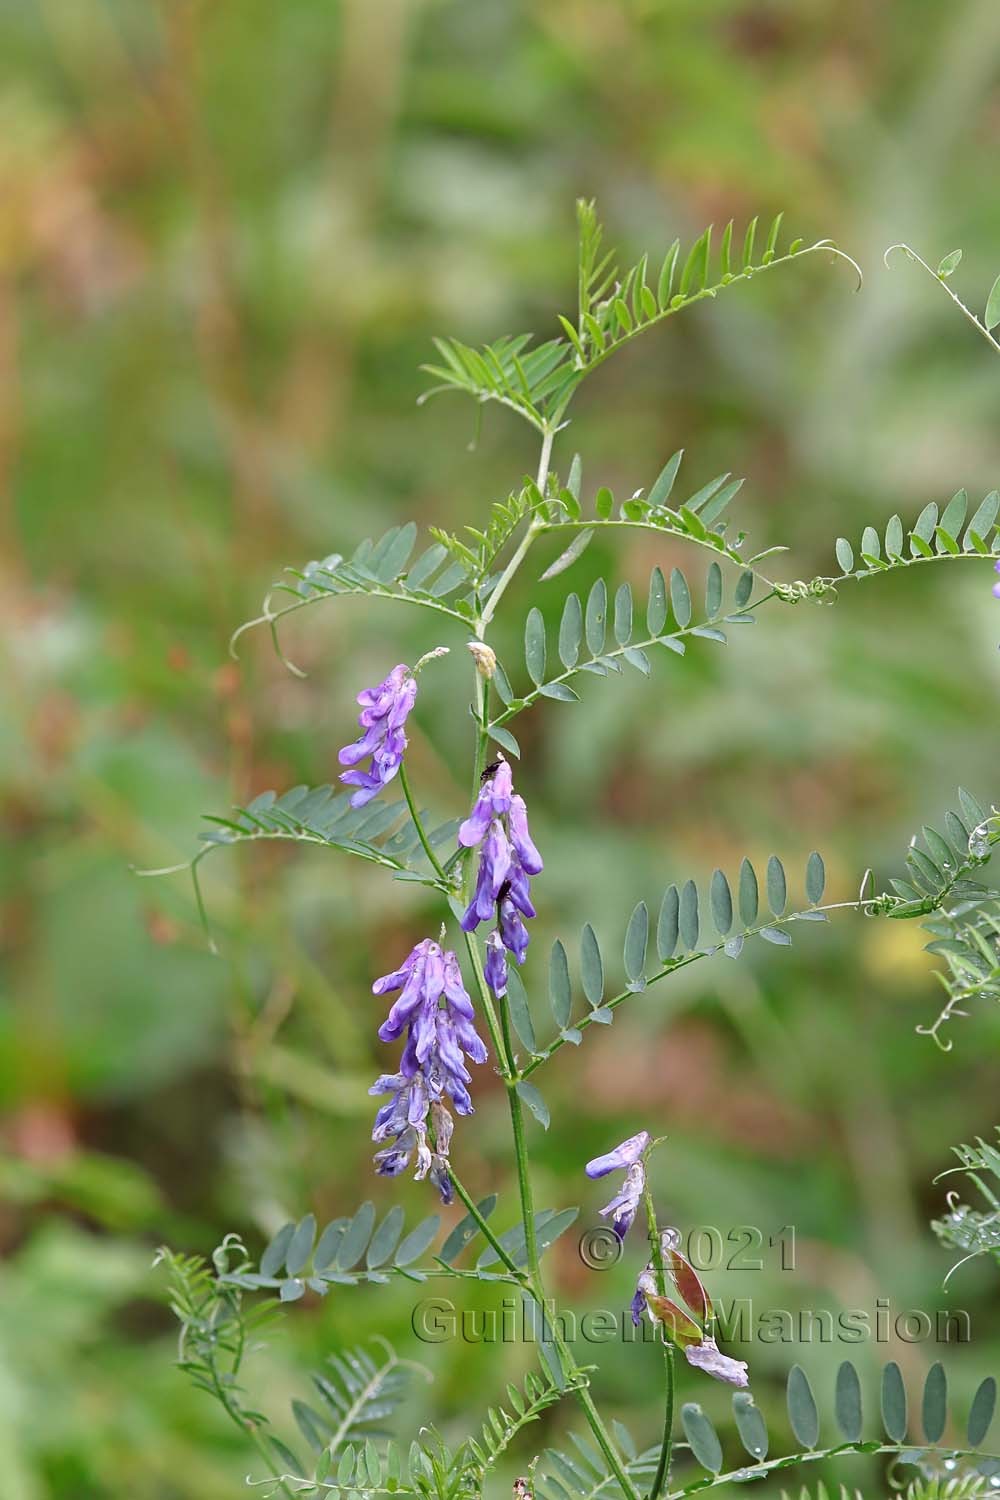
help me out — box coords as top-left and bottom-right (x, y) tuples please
(994, 561), (1000, 599)
(369, 939), (488, 1203)
(607, 1159), (751, 1389)
(338, 664), (417, 808)
(459, 755), (543, 996)
(585, 1130), (650, 1240)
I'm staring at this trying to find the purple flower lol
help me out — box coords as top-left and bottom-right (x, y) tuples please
(631, 1262), (657, 1327)
(630, 1229), (687, 1328)
(585, 1131), (650, 1179)
(585, 1131), (650, 1240)
(993, 560), (1000, 599)
(599, 1163), (645, 1239)
(338, 664), (417, 808)
(459, 757), (513, 846)
(459, 755), (543, 991)
(369, 939), (488, 1200)
(684, 1338), (750, 1389)
(485, 931), (508, 997)
(508, 795), (543, 874)
(498, 898), (529, 965)
(636, 1232), (750, 1388)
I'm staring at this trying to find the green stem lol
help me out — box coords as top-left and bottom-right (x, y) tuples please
(563, 1376), (642, 1497)
(447, 1166), (639, 1500)
(397, 762), (449, 884)
(477, 423), (553, 632)
(499, 912), (639, 1492)
(503, 1038), (538, 1275)
(206, 1313), (297, 1500)
(462, 928), (508, 1082)
(479, 517), (543, 630)
(469, 667), (490, 801)
(884, 242), (1000, 356)
(447, 1167), (529, 1282)
(448, 424), (641, 1500)
(644, 1185), (674, 1500)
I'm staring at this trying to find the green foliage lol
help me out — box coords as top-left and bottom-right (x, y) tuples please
(516, 850), (829, 1074)
(158, 1239), (435, 1499)
(541, 1363), (1000, 1500)
(902, 1481), (1000, 1500)
(886, 243), (1000, 355)
(489, 558), (757, 745)
(465, 1368), (578, 1480)
(139, 786), (460, 946)
(778, 1488), (864, 1500)
(224, 1204), (448, 1295)
(197, 787), (458, 875)
(872, 789), (1000, 1048)
(536, 1429), (662, 1500)
(435, 488), (539, 588)
(13, 10), (1000, 1500)
(530, 449), (773, 574)
(421, 202), (860, 434)
(209, 1200), (581, 1301)
(158, 1239), (279, 1430)
(932, 1130), (1000, 1274)
(161, 1231), (588, 1500)
(782, 1485), (999, 1500)
(834, 490), (1000, 576)
(229, 525), (477, 676)
(151, 190), (1000, 1500)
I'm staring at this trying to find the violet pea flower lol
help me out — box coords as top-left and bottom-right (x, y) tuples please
(339, 664), (416, 808)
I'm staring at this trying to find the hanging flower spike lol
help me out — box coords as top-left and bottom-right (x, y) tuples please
(338, 663), (417, 808)
(993, 560), (1000, 598)
(585, 1130), (650, 1239)
(369, 938), (487, 1202)
(458, 755), (543, 992)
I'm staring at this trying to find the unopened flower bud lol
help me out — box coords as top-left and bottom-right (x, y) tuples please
(467, 641), (497, 679)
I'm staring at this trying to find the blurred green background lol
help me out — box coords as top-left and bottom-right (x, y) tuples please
(3, 1), (1000, 1495)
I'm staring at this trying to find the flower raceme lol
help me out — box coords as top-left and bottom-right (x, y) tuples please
(587, 1134), (751, 1386)
(369, 939), (488, 1203)
(585, 1130), (650, 1240)
(994, 560), (1000, 599)
(459, 755), (543, 995)
(338, 663), (417, 808)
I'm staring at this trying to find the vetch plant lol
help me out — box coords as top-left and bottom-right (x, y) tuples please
(153, 204), (1000, 1499)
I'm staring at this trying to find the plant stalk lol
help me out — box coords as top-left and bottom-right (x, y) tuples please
(397, 762), (449, 884)
(477, 423), (553, 631)
(644, 1182), (674, 1500)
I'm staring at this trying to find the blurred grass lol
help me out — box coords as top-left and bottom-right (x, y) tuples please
(2, 1), (1000, 1495)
